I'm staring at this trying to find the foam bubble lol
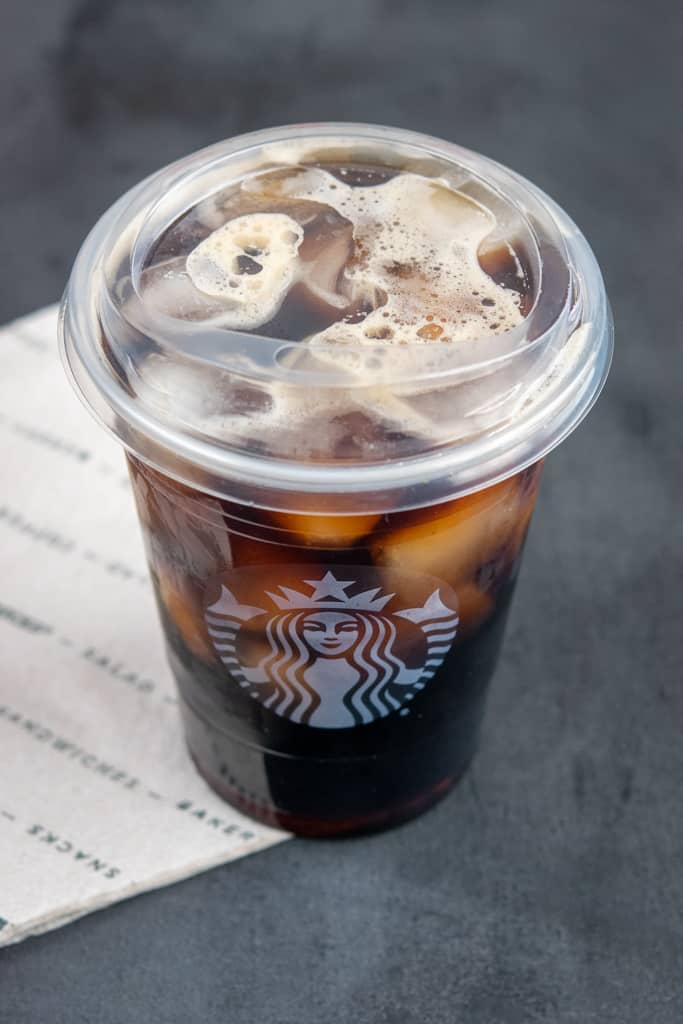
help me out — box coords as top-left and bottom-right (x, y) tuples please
(186, 212), (303, 329)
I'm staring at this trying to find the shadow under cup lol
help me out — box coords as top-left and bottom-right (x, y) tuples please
(60, 123), (612, 836)
(128, 455), (543, 836)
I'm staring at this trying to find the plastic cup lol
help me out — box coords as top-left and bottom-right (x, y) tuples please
(61, 124), (612, 836)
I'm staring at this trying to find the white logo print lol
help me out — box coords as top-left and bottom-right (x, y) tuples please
(204, 569), (459, 730)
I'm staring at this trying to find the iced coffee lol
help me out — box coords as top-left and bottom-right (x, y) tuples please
(61, 125), (612, 835)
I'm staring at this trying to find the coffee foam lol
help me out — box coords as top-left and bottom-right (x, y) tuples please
(138, 164), (539, 458)
(185, 213), (303, 329)
(183, 166), (524, 344)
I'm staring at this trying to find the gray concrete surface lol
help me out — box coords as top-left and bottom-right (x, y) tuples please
(2, 1), (682, 1021)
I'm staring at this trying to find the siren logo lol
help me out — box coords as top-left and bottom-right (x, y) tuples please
(204, 567), (459, 730)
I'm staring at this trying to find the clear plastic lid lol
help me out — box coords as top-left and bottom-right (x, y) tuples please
(60, 123), (612, 513)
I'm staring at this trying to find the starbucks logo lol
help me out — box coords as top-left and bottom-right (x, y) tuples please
(204, 568), (459, 730)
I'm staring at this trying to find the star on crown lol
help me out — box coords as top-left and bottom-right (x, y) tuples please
(267, 571), (394, 611)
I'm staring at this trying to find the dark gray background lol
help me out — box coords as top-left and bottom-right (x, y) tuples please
(2, 1), (681, 1021)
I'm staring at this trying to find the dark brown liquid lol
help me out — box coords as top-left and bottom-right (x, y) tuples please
(128, 456), (542, 836)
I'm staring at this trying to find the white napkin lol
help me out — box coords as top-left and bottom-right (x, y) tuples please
(0, 306), (289, 948)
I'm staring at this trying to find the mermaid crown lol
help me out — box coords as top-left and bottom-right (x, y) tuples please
(266, 572), (394, 611)
(207, 572), (457, 625)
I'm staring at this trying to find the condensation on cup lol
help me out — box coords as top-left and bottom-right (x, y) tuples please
(60, 124), (612, 836)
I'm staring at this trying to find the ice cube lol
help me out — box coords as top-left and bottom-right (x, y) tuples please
(157, 569), (216, 663)
(139, 258), (231, 321)
(453, 581), (494, 635)
(269, 505), (381, 547)
(372, 477), (523, 588)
